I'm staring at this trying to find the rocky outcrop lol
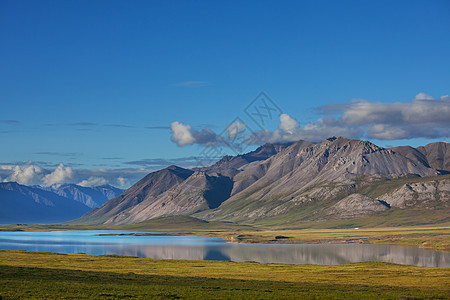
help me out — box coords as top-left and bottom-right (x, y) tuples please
(208, 137), (438, 222)
(378, 179), (450, 209)
(326, 194), (389, 218)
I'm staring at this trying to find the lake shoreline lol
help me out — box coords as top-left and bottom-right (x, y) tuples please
(1, 223), (449, 251)
(95, 230), (450, 251)
(96, 232), (372, 245)
(1, 230), (448, 267)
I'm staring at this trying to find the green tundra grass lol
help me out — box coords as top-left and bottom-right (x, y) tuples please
(0, 249), (449, 299)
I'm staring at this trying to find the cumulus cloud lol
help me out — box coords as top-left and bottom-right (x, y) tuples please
(117, 176), (129, 188)
(248, 115), (362, 144)
(278, 114), (299, 134)
(226, 120), (247, 139)
(297, 93), (449, 140)
(0, 162), (149, 189)
(0, 164), (44, 185)
(335, 93), (450, 139)
(42, 163), (73, 186)
(414, 93), (434, 100)
(170, 122), (196, 146)
(78, 176), (108, 187)
(170, 121), (217, 146)
(169, 93), (450, 146)
(75, 168), (150, 189)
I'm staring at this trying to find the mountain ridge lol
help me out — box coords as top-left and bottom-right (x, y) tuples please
(75, 165), (194, 224)
(0, 182), (123, 224)
(70, 137), (449, 226)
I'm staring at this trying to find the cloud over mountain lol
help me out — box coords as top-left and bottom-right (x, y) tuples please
(0, 162), (150, 189)
(0, 164), (44, 185)
(335, 93), (450, 139)
(42, 163), (74, 186)
(169, 93), (450, 147)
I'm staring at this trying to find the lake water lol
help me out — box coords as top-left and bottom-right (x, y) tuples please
(0, 230), (448, 267)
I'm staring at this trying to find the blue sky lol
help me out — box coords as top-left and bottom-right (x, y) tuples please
(1, 0), (449, 188)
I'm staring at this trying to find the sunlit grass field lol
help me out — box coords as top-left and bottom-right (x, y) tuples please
(1, 249), (449, 299)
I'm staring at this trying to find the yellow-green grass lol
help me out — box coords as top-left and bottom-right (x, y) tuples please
(220, 224), (450, 250)
(0, 249), (449, 299)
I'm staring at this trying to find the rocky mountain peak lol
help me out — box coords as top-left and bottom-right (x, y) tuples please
(72, 137), (448, 226)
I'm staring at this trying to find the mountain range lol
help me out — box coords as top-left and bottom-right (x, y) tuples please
(0, 183), (123, 224)
(72, 137), (449, 226)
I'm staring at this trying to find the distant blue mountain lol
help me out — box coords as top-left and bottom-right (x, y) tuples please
(0, 182), (124, 224)
(39, 184), (125, 209)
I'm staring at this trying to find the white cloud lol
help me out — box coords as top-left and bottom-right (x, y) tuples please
(75, 168), (150, 189)
(42, 163), (73, 186)
(335, 94), (450, 139)
(226, 120), (247, 139)
(297, 117), (363, 141)
(170, 121), (196, 146)
(169, 93), (450, 146)
(117, 176), (130, 188)
(169, 113), (362, 146)
(367, 124), (410, 140)
(414, 92), (434, 100)
(279, 114), (299, 134)
(78, 176), (108, 187)
(170, 121), (217, 146)
(1, 164), (44, 185)
(1, 162), (150, 189)
(249, 115), (362, 144)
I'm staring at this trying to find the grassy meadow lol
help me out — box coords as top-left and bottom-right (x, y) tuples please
(1, 249), (449, 299)
(0, 219), (449, 298)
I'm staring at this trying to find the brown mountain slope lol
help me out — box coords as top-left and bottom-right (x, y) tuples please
(106, 171), (233, 224)
(230, 140), (314, 196)
(72, 138), (447, 226)
(234, 137), (436, 200)
(417, 142), (449, 171)
(205, 137), (439, 222)
(390, 146), (430, 168)
(391, 142), (449, 172)
(71, 165), (193, 225)
(199, 142), (295, 178)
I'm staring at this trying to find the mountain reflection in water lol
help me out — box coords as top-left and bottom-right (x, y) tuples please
(0, 231), (448, 267)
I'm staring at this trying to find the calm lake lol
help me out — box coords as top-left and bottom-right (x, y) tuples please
(0, 230), (448, 267)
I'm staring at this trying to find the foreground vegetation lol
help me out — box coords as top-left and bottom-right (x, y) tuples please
(0, 249), (449, 299)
